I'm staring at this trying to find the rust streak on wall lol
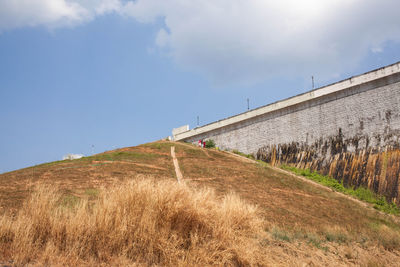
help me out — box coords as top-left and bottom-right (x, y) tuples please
(257, 130), (400, 205)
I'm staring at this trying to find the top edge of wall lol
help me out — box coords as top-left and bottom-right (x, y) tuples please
(174, 61), (400, 141)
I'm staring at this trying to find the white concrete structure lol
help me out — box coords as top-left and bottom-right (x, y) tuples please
(172, 125), (189, 139)
(63, 154), (84, 160)
(174, 62), (400, 143)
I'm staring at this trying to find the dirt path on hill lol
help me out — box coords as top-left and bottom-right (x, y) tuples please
(171, 146), (183, 183)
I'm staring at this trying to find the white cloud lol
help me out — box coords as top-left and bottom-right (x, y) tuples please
(95, 0), (121, 15)
(1, 0), (400, 86)
(0, 0), (91, 30)
(122, 0), (400, 86)
(0, 0), (125, 31)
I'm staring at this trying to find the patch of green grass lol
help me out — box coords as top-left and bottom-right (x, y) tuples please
(305, 233), (324, 249)
(89, 151), (159, 162)
(60, 194), (80, 209)
(84, 188), (99, 197)
(325, 232), (348, 244)
(270, 228), (291, 242)
(153, 143), (162, 149)
(232, 150), (255, 160)
(271, 228), (332, 251)
(281, 165), (400, 215)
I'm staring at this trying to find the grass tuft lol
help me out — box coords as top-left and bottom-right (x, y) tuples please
(325, 231), (348, 244)
(270, 227), (291, 242)
(232, 150), (255, 160)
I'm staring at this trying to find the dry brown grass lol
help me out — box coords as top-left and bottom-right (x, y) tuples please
(0, 178), (266, 266)
(2, 141), (400, 265)
(0, 142), (176, 212)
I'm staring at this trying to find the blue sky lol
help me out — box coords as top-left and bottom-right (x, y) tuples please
(1, 0), (400, 173)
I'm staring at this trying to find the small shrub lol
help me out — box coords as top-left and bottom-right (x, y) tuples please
(205, 139), (216, 148)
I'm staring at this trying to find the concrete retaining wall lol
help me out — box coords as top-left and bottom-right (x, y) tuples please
(175, 63), (400, 154)
(173, 62), (400, 203)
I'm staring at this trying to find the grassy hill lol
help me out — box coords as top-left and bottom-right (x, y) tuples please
(1, 141), (400, 266)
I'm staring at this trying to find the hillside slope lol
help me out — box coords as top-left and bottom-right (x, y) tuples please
(1, 141), (400, 266)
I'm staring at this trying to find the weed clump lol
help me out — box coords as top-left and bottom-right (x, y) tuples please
(0, 179), (265, 266)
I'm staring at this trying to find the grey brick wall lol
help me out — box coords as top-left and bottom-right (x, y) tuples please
(183, 73), (400, 155)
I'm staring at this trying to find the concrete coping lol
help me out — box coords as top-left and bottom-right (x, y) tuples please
(173, 61), (400, 141)
(172, 125), (189, 137)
